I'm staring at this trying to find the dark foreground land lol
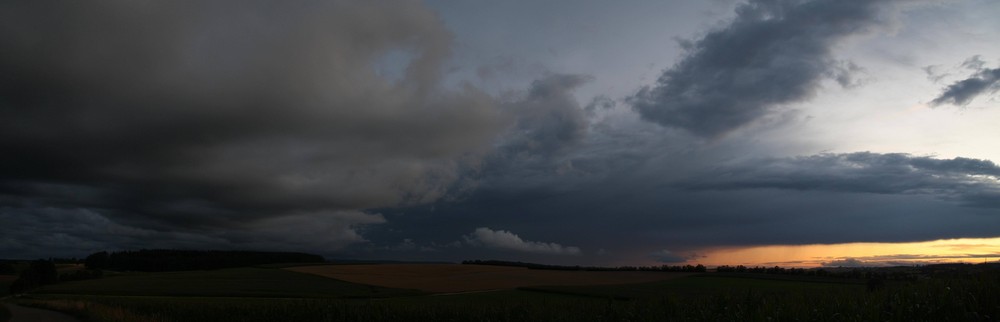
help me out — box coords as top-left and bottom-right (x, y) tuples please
(2, 261), (998, 322)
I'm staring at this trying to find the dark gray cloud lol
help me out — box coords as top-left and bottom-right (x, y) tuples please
(0, 0), (509, 255)
(501, 74), (591, 156)
(820, 258), (870, 267)
(680, 152), (1000, 207)
(361, 147), (1000, 264)
(470, 73), (593, 192)
(931, 56), (1000, 106)
(630, 0), (895, 137)
(649, 249), (699, 264)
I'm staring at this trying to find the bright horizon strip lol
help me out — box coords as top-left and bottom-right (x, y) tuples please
(692, 237), (1000, 268)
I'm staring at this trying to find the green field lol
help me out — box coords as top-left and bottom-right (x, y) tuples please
(523, 274), (866, 299)
(6, 266), (999, 322)
(32, 267), (422, 298)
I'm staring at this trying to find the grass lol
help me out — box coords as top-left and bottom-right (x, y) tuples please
(34, 267), (422, 298)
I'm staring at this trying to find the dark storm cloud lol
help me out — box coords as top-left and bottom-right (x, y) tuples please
(649, 249), (698, 264)
(0, 0), (510, 254)
(630, 0), (895, 137)
(681, 152), (1000, 207)
(931, 57), (1000, 106)
(472, 73), (592, 191)
(364, 147), (1000, 264)
(501, 74), (591, 156)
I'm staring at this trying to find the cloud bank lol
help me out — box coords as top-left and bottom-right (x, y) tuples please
(682, 152), (1000, 207)
(0, 0), (508, 255)
(465, 227), (581, 255)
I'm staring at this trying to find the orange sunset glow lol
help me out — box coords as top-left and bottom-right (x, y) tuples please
(695, 237), (1000, 268)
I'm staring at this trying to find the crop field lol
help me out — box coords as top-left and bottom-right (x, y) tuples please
(523, 275), (866, 299)
(286, 264), (694, 293)
(32, 267), (421, 298)
(6, 264), (999, 321)
(14, 272), (1000, 322)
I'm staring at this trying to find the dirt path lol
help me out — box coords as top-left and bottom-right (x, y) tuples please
(3, 303), (80, 322)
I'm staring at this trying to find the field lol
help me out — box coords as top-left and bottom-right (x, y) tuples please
(0, 275), (16, 297)
(286, 264), (694, 293)
(32, 267), (421, 298)
(523, 275), (866, 299)
(5, 264), (999, 321)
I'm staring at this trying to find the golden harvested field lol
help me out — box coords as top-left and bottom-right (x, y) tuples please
(286, 264), (694, 293)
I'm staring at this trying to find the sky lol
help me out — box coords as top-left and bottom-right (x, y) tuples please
(2, 0), (1000, 267)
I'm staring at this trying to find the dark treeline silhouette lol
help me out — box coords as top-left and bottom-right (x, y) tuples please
(0, 261), (16, 275)
(85, 249), (325, 272)
(462, 260), (708, 272)
(716, 265), (813, 275)
(8, 260), (58, 294)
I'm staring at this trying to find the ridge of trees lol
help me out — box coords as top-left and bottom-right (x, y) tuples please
(8, 260), (58, 294)
(85, 249), (325, 272)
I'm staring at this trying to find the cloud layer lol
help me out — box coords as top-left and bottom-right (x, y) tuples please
(681, 152), (1000, 208)
(631, 0), (894, 137)
(2, 1), (999, 266)
(0, 0), (507, 254)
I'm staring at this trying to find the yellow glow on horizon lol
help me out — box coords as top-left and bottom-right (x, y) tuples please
(695, 237), (1000, 268)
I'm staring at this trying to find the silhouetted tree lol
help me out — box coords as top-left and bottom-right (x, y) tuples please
(85, 251), (109, 269)
(8, 260), (57, 294)
(87, 249), (325, 272)
(0, 262), (15, 275)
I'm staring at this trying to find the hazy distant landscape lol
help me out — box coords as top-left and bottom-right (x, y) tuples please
(2, 250), (998, 322)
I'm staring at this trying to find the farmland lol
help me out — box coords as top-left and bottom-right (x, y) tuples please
(286, 264), (694, 293)
(31, 267), (421, 298)
(4, 263), (999, 322)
